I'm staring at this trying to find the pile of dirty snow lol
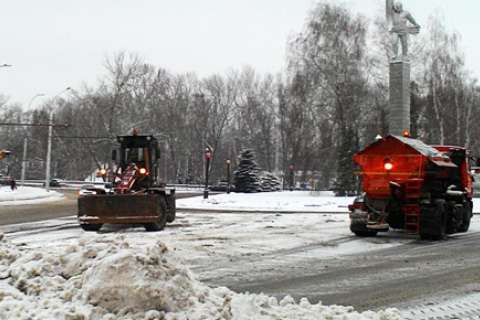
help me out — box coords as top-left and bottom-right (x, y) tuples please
(0, 233), (401, 320)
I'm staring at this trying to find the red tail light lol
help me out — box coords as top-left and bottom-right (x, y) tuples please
(384, 162), (393, 171)
(138, 168), (148, 175)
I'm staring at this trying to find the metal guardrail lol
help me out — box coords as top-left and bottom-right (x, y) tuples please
(23, 180), (105, 186)
(21, 180), (204, 191)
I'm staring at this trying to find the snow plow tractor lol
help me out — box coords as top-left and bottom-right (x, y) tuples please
(78, 132), (175, 232)
(349, 135), (473, 240)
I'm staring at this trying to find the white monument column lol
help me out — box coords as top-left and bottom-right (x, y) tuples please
(389, 61), (410, 135)
(386, 0), (420, 136)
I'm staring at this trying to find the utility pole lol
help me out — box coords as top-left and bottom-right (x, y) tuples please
(44, 87), (71, 191)
(204, 147), (212, 199)
(226, 159), (231, 194)
(45, 112), (53, 192)
(20, 137), (27, 186)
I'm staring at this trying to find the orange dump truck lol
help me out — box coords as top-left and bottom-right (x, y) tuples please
(349, 135), (473, 240)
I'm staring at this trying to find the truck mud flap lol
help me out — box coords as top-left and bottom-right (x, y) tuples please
(78, 194), (165, 224)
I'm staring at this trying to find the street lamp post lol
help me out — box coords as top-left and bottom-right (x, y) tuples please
(21, 94), (46, 186)
(204, 147), (212, 199)
(45, 112), (54, 191)
(225, 159), (231, 194)
(44, 87), (71, 191)
(289, 164), (295, 191)
(20, 138), (28, 186)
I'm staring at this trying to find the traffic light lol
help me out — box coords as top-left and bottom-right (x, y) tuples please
(0, 150), (11, 160)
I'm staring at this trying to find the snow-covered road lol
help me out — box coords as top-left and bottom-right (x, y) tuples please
(1, 190), (480, 319)
(3, 210), (480, 319)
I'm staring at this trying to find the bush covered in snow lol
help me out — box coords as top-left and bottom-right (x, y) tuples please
(259, 171), (282, 192)
(0, 233), (401, 320)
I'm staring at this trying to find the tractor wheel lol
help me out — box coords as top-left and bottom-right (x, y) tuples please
(458, 201), (473, 232)
(144, 197), (168, 232)
(166, 195), (176, 223)
(80, 224), (103, 232)
(350, 221), (378, 237)
(420, 199), (446, 240)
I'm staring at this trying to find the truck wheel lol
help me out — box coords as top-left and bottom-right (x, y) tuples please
(350, 222), (378, 237)
(420, 199), (446, 240)
(144, 198), (168, 232)
(166, 210), (176, 223)
(458, 201), (473, 232)
(80, 224), (103, 232)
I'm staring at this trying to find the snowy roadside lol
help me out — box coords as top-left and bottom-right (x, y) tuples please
(176, 191), (355, 213)
(0, 186), (64, 206)
(177, 190), (480, 214)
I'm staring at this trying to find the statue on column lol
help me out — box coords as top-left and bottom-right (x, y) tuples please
(386, 0), (420, 61)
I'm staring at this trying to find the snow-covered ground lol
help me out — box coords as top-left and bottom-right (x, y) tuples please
(0, 186), (63, 206)
(1, 190), (480, 319)
(178, 190), (480, 214)
(177, 191), (355, 213)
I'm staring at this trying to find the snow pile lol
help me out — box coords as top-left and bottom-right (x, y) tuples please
(177, 191), (355, 213)
(0, 233), (401, 320)
(0, 186), (63, 206)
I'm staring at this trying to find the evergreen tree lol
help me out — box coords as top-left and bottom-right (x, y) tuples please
(233, 149), (261, 193)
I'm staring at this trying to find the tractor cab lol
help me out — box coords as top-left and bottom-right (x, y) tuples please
(116, 135), (159, 171)
(113, 134), (161, 191)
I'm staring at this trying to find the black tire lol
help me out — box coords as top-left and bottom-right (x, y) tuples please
(420, 228), (431, 240)
(80, 224), (103, 232)
(458, 200), (473, 232)
(166, 195), (176, 223)
(350, 222), (378, 237)
(166, 209), (176, 223)
(420, 199), (446, 240)
(144, 197), (167, 232)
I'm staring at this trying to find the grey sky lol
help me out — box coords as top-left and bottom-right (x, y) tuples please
(1, 0), (479, 107)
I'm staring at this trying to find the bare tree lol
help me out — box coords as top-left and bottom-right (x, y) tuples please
(287, 3), (369, 193)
